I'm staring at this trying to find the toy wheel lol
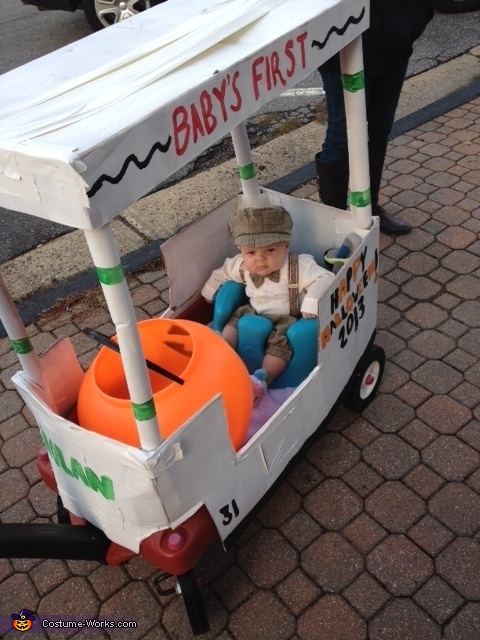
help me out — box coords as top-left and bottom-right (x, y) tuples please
(177, 570), (209, 636)
(344, 345), (385, 413)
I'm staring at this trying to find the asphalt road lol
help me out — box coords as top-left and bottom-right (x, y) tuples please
(0, 2), (479, 263)
(0, 0), (91, 264)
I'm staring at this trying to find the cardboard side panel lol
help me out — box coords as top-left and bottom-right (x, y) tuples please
(161, 197), (239, 313)
(152, 397), (243, 530)
(318, 221), (379, 374)
(258, 370), (325, 473)
(12, 372), (171, 553)
(153, 368), (332, 540)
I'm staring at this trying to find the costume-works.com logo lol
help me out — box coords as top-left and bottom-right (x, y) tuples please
(11, 610), (35, 632)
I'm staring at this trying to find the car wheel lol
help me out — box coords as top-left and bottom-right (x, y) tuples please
(83, 0), (155, 31)
(436, 0), (480, 12)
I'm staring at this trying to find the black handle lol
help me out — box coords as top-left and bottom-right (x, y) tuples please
(83, 328), (184, 386)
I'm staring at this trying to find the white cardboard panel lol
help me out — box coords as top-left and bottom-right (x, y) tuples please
(161, 196), (240, 313)
(13, 371), (171, 552)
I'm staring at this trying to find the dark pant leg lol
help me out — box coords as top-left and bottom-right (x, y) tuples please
(319, 56), (409, 160)
(365, 56), (410, 147)
(315, 69), (350, 207)
(365, 57), (410, 204)
(318, 69), (348, 163)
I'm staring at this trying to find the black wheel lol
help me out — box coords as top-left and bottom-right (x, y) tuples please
(177, 569), (209, 636)
(436, 0), (480, 12)
(344, 346), (385, 413)
(82, 0), (161, 31)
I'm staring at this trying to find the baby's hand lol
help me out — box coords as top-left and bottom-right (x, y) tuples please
(302, 312), (317, 319)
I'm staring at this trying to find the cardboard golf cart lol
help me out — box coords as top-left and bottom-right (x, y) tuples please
(0, 0), (384, 633)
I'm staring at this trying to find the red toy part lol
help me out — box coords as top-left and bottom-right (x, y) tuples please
(104, 542), (136, 566)
(140, 506), (218, 576)
(37, 446), (57, 493)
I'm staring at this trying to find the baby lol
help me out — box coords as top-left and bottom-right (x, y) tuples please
(202, 205), (334, 403)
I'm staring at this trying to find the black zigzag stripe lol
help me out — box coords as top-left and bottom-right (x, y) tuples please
(87, 9), (365, 200)
(87, 136), (172, 198)
(311, 7), (366, 50)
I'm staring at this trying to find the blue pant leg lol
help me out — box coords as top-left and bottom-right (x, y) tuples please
(318, 69), (349, 164)
(319, 55), (409, 157)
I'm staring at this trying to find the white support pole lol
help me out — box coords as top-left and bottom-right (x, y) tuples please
(231, 122), (264, 205)
(0, 274), (57, 410)
(340, 36), (372, 230)
(83, 225), (162, 452)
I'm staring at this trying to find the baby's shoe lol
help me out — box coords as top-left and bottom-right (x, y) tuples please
(250, 369), (268, 407)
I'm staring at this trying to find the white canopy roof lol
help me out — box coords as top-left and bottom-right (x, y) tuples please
(0, 0), (368, 230)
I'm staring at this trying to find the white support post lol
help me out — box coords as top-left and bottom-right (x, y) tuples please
(0, 274), (57, 410)
(340, 36), (372, 230)
(231, 123), (264, 206)
(83, 225), (162, 452)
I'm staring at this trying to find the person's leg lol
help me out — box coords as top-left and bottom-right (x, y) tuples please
(365, 61), (411, 235)
(315, 68), (350, 208)
(221, 303), (254, 350)
(255, 316), (295, 384)
(317, 61), (408, 222)
(260, 353), (288, 383)
(250, 351), (289, 407)
(318, 69), (349, 164)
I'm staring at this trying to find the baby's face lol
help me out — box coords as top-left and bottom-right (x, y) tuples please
(239, 241), (289, 276)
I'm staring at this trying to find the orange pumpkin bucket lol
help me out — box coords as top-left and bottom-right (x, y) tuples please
(77, 318), (252, 450)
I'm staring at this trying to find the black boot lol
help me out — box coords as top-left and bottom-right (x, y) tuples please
(368, 139), (411, 236)
(315, 153), (349, 210)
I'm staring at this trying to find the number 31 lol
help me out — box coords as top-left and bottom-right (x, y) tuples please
(219, 499), (239, 526)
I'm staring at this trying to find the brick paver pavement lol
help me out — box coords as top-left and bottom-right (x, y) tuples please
(0, 96), (479, 639)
